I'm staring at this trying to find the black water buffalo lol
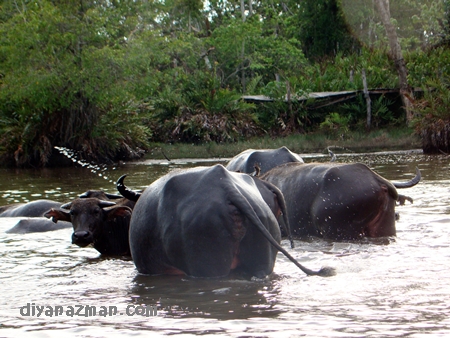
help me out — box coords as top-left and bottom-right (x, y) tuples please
(6, 218), (72, 234)
(261, 162), (421, 240)
(117, 173), (295, 249)
(45, 196), (135, 256)
(0, 200), (63, 217)
(117, 165), (334, 278)
(226, 146), (304, 174)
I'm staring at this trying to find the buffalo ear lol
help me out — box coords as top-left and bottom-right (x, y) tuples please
(44, 208), (71, 223)
(105, 206), (132, 221)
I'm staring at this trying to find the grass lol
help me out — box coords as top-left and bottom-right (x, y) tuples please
(145, 127), (421, 160)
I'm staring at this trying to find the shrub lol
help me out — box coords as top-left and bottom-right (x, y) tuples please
(412, 79), (450, 154)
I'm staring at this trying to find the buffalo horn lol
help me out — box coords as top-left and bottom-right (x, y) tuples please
(116, 175), (141, 202)
(392, 167), (421, 189)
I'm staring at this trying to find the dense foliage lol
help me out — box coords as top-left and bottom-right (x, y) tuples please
(0, 0), (448, 166)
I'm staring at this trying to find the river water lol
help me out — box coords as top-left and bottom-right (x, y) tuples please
(0, 150), (449, 337)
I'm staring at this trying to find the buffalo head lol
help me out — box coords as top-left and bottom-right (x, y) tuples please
(45, 198), (132, 255)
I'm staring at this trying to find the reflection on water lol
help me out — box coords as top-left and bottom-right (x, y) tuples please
(1, 151), (450, 337)
(130, 274), (283, 320)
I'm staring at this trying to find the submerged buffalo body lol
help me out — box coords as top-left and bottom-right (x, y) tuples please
(6, 218), (72, 234)
(261, 162), (421, 240)
(120, 165), (334, 278)
(0, 200), (62, 217)
(226, 146), (304, 174)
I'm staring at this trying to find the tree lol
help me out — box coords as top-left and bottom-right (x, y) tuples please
(295, 0), (361, 60)
(0, 1), (150, 166)
(373, 0), (414, 124)
(1, 0), (449, 166)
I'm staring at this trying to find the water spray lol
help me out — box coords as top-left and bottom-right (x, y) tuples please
(54, 146), (115, 183)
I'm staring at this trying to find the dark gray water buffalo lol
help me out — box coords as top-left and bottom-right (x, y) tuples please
(0, 200), (63, 217)
(117, 165), (334, 278)
(6, 218), (72, 234)
(261, 162), (421, 240)
(45, 196), (135, 256)
(117, 172), (295, 249)
(226, 146), (304, 174)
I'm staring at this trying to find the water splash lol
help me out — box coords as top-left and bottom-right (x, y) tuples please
(54, 146), (115, 183)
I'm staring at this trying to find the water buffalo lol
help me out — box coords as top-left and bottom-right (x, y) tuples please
(6, 218), (72, 234)
(261, 162), (421, 240)
(45, 196), (135, 256)
(117, 165), (334, 278)
(0, 200), (63, 217)
(117, 173), (295, 249)
(226, 146), (304, 174)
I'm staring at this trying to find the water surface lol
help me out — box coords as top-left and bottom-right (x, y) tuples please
(0, 151), (449, 337)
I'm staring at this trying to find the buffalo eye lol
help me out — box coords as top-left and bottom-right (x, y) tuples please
(69, 209), (77, 216)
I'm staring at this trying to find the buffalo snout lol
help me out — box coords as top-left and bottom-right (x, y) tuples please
(72, 230), (93, 247)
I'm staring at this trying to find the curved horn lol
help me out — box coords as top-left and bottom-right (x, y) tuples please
(78, 191), (89, 198)
(226, 185), (335, 277)
(79, 190), (123, 199)
(61, 202), (72, 210)
(117, 175), (141, 202)
(98, 201), (117, 208)
(392, 167), (421, 189)
(103, 193), (124, 199)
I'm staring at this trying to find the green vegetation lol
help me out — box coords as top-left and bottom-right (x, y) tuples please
(0, 0), (448, 167)
(412, 77), (450, 153)
(147, 128), (421, 160)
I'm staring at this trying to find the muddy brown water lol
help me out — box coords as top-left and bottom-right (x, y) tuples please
(0, 150), (449, 337)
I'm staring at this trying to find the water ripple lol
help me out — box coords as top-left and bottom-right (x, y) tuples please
(1, 153), (450, 337)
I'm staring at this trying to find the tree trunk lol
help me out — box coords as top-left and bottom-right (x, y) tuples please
(374, 0), (414, 124)
(240, 0), (246, 22)
(362, 69), (372, 129)
(240, 0), (246, 92)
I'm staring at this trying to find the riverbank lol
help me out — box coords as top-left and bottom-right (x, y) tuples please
(144, 128), (421, 160)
